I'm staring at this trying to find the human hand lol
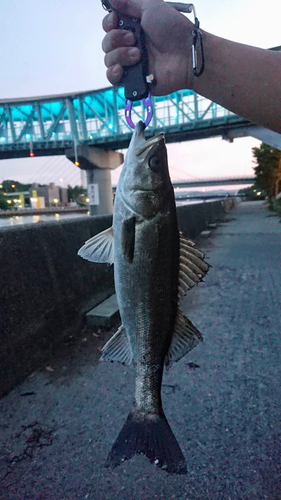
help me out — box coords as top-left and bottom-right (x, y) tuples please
(102, 0), (193, 96)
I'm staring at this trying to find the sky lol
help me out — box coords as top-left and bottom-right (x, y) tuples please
(0, 0), (280, 188)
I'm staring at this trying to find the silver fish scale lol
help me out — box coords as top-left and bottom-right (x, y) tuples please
(113, 197), (179, 415)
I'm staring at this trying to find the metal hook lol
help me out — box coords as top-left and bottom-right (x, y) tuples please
(125, 93), (153, 129)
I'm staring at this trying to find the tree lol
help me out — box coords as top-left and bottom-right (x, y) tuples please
(0, 192), (9, 210)
(238, 186), (265, 201)
(0, 179), (31, 193)
(67, 185), (86, 203)
(252, 143), (281, 199)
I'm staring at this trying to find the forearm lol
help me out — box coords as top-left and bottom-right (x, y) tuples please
(189, 31), (281, 133)
(102, 1), (281, 134)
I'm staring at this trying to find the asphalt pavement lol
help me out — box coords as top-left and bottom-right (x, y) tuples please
(0, 201), (280, 500)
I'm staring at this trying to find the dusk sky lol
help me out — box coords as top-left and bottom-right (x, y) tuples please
(0, 0), (280, 187)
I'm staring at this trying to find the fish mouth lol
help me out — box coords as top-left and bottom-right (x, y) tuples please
(132, 188), (154, 194)
(134, 122), (165, 157)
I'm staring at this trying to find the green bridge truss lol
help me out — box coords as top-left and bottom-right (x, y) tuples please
(0, 46), (279, 160)
(0, 87), (249, 160)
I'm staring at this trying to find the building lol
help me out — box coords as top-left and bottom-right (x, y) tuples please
(59, 186), (68, 204)
(29, 183), (68, 207)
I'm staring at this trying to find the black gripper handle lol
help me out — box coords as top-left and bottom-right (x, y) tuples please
(116, 14), (148, 101)
(101, 1), (148, 101)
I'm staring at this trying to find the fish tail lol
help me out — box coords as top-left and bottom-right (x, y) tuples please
(105, 408), (187, 474)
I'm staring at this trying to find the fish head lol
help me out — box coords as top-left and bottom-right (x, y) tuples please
(119, 122), (172, 218)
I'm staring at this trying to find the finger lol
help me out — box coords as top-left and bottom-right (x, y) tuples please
(109, 0), (142, 18)
(102, 29), (135, 53)
(106, 64), (124, 85)
(102, 12), (119, 33)
(104, 46), (141, 68)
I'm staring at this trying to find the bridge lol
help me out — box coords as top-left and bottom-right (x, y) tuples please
(111, 176), (255, 194)
(0, 87), (250, 160)
(0, 45), (280, 161)
(172, 176), (255, 189)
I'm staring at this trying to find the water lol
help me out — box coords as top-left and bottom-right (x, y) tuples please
(0, 199), (223, 228)
(0, 212), (90, 228)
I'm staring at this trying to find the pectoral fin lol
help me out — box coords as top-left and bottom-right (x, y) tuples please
(100, 325), (133, 365)
(165, 309), (203, 368)
(78, 227), (114, 264)
(121, 217), (136, 263)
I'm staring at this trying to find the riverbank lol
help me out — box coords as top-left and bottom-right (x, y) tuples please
(0, 199), (233, 398)
(0, 211), (90, 228)
(0, 200), (280, 499)
(0, 198), (234, 227)
(0, 206), (88, 217)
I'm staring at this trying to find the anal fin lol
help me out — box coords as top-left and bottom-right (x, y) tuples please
(165, 309), (203, 368)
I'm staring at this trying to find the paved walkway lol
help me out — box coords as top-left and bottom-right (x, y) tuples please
(0, 201), (280, 500)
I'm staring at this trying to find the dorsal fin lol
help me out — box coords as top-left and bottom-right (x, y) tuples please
(179, 235), (205, 259)
(78, 227), (114, 264)
(178, 235), (210, 298)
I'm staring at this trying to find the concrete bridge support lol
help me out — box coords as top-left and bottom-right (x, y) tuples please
(65, 144), (123, 216)
(85, 168), (114, 216)
(224, 126), (281, 150)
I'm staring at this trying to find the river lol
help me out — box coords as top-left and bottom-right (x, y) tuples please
(0, 199), (225, 228)
(0, 212), (90, 228)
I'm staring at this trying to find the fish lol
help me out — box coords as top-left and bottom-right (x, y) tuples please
(78, 121), (209, 474)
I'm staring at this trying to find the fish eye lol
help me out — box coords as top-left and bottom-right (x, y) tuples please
(149, 155), (161, 171)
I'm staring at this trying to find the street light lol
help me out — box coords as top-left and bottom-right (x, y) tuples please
(29, 141), (34, 157)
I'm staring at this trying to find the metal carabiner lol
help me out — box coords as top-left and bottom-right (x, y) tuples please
(125, 93), (153, 129)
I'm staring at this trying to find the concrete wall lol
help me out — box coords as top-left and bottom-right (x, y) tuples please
(0, 215), (114, 398)
(0, 199), (235, 397)
(177, 198), (235, 238)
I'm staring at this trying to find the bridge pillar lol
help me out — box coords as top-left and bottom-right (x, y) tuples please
(65, 144), (123, 216)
